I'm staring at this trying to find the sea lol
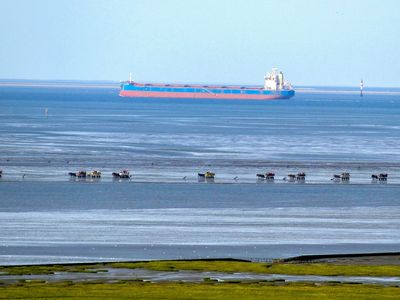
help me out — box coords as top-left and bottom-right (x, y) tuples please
(0, 81), (400, 265)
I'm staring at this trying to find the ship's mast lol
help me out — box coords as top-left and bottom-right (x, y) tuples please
(129, 72), (132, 83)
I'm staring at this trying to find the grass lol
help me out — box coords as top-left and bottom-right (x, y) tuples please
(109, 260), (400, 277)
(1, 260), (399, 299)
(0, 280), (399, 299)
(2, 260), (400, 277)
(0, 264), (106, 276)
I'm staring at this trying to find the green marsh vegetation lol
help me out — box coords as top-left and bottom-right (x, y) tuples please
(1, 260), (400, 299)
(109, 260), (400, 277)
(0, 264), (105, 276)
(1, 280), (399, 299)
(2, 260), (400, 277)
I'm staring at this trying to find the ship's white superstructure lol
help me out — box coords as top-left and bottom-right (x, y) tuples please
(264, 68), (292, 91)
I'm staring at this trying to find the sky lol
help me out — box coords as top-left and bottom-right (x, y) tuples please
(0, 0), (399, 87)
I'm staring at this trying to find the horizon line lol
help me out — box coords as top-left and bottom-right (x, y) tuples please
(0, 78), (399, 89)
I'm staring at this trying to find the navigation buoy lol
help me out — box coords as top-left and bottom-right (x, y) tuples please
(360, 79), (364, 97)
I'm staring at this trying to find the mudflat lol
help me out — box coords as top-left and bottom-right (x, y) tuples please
(283, 252), (400, 266)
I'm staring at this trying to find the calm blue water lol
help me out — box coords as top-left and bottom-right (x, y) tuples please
(0, 83), (400, 265)
(1, 84), (400, 183)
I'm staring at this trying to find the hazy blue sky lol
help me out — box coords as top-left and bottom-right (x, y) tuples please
(1, 0), (399, 86)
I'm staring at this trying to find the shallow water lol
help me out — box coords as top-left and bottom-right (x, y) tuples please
(1, 83), (400, 265)
(1, 182), (399, 265)
(1, 84), (400, 183)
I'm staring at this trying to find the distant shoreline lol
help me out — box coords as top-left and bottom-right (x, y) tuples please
(0, 81), (119, 89)
(296, 88), (400, 96)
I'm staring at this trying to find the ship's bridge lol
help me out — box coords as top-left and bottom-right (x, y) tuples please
(264, 68), (292, 91)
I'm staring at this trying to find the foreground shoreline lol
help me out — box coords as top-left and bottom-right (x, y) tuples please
(2, 252), (400, 279)
(1, 253), (400, 299)
(3, 252), (400, 267)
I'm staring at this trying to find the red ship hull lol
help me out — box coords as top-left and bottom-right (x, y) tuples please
(119, 90), (284, 100)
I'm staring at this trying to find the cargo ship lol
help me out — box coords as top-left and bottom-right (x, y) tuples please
(119, 68), (294, 100)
